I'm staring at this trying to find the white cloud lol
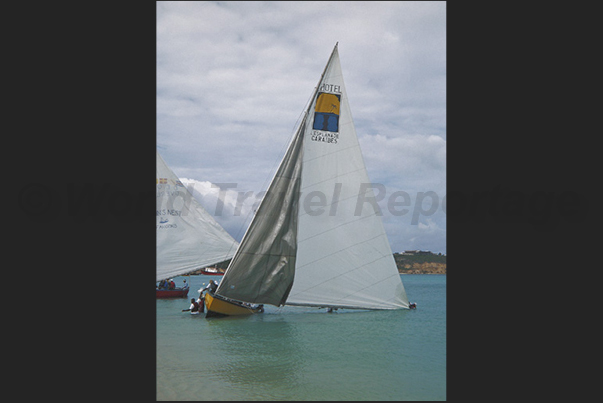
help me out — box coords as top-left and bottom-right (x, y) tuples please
(359, 133), (446, 194)
(179, 178), (260, 243)
(157, 1), (446, 253)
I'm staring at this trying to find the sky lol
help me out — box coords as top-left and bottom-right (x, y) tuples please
(157, 1), (446, 254)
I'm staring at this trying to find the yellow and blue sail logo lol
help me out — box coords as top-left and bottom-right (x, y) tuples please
(313, 92), (340, 132)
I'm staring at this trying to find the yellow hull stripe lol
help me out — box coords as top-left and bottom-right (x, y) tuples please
(204, 292), (258, 316)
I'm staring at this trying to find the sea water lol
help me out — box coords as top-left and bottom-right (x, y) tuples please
(157, 274), (446, 401)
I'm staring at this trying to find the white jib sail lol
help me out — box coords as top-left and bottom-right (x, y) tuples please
(285, 44), (409, 309)
(156, 151), (238, 282)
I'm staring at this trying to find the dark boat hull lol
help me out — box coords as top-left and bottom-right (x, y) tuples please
(156, 288), (189, 298)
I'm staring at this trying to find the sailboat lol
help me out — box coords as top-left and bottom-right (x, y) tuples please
(197, 266), (225, 275)
(156, 151), (238, 298)
(204, 43), (408, 316)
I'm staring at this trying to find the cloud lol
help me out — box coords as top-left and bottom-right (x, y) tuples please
(157, 1), (446, 253)
(179, 178), (258, 243)
(385, 217), (445, 254)
(359, 133), (446, 194)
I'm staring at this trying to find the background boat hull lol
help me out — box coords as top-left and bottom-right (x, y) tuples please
(156, 288), (189, 298)
(199, 270), (224, 276)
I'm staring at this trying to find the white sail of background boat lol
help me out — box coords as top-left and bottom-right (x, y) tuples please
(205, 43), (408, 316)
(156, 151), (238, 290)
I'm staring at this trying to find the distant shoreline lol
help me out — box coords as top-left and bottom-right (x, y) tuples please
(394, 252), (446, 274)
(186, 252), (447, 276)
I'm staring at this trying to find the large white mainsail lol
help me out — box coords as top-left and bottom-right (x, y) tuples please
(216, 44), (408, 310)
(288, 45), (408, 310)
(156, 151), (238, 282)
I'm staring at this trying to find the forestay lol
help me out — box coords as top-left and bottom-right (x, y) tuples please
(156, 151), (238, 282)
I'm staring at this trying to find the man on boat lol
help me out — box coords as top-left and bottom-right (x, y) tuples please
(208, 280), (218, 293)
(196, 283), (213, 312)
(196, 292), (205, 313)
(198, 280), (216, 294)
(182, 279), (189, 289)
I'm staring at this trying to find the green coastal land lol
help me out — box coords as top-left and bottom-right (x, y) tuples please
(190, 250), (446, 276)
(393, 251), (446, 274)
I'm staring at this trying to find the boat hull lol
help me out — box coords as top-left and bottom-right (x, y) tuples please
(156, 288), (189, 298)
(199, 270), (224, 276)
(204, 291), (262, 317)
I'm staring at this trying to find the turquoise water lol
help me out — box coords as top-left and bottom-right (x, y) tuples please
(157, 274), (446, 401)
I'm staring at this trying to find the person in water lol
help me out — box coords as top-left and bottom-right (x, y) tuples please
(182, 298), (200, 313)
